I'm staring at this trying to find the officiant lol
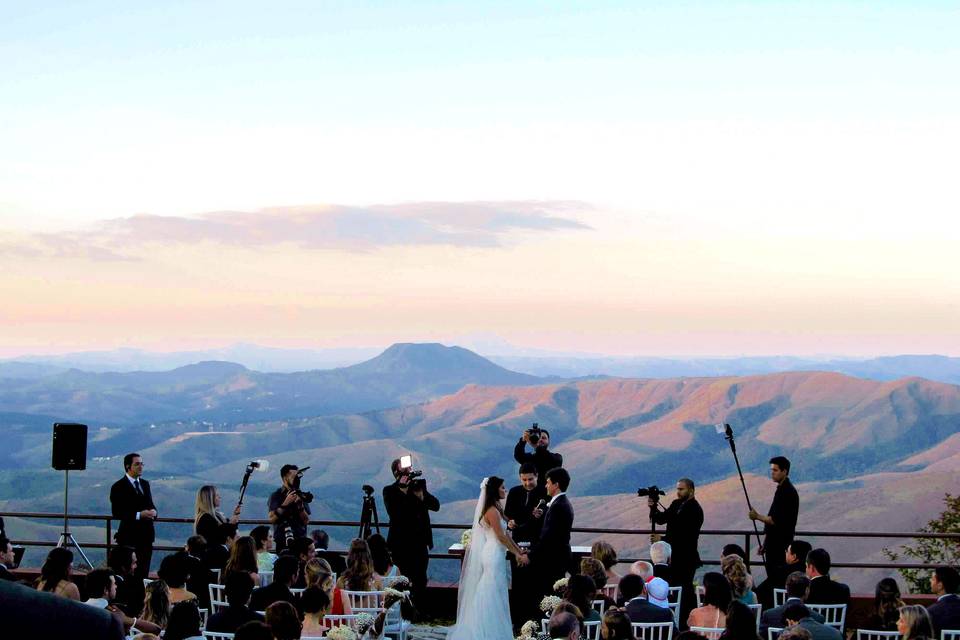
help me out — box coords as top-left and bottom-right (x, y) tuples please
(505, 462), (547, 625)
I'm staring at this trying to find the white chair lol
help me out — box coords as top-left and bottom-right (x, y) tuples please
(667, 586), (682, 603)
(323, 614), (360, 629)
(259, 571), (273, 587)
(202, 633), (234, 640)
(942, 632), (960, 640)
(690, 626), (724, 640)
(807, 603), (847, 631)
(290, 587), (306, 596)
(344, 589), (385, 609)
(748, 603), (762, 630)
(198, 607), (208, 630)
(668, 602), (681, 628)
(208, 583), (228, 614)
(211, 598), (228, 615)
(773, 588), (786, 607)
(592, 599), (607, 616)
(142, 578), (152, 588)
(582, 621), (601, 640)
(857, 630), (902, 640)
(768, 627), (784, 640)
(695, 585), (705, 607)
(632, 621), (674, 640)
(211, 568), (221, 583)
(603, 583), (618, 600)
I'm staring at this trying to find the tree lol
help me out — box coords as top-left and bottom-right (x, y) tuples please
(884, 493), (960, 593)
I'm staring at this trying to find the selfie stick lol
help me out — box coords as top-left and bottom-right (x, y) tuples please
(719, 423), (765, 561)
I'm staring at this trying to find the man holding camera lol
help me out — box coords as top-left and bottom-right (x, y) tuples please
(383, 457), (440, 616)
(268, 464), (311, 554)
(648, 478), (703, 627)
(513, 424), (563, 488)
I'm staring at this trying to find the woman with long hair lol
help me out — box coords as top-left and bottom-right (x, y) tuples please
(868, 578), (906, 631)
(306, 557), (353, 616)
(688, 572), (732, 629)
(592, 540), (621, 586)
(223, 535), (260, 586)
(142, 580), (172, 629)
(36, 547), (81, 600)
(250, 525), (277, 573)
(337, 538), (382, 591)
(721, 554), (757, 605)
(601, 609), (636, 640)
(720, 601), (762, 640)
(194, 485), (240, 547)
(564, 573), (602, 623)
(897, 605), (935, 640)
(367, 532), (398, 581)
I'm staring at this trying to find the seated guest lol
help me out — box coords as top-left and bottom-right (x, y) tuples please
(784, 603), (842, 640)
(651, 540), (673, 584)
(158, 553), (197, 603)
(164, 600), (205, 640)
(299, 586), (332, 636)
(367, 532), (397, 581)
(305, 557), (352, 615)
(287, 536), (316, 588)
(778, 628), (812, 640)
(582, 557), (617, 610)
(235, 620), (274, 640)
(223, 535), (261, 586)
(336, 538), (383, 591)
(265, 600), (302, 640)
(760, 572), (823, 638)
(722, 601), (761, 640)
(601, 609), (637, 640)
(133, 635), (161, 640)
(594, 540), (621, 586)
(206, 570), (265, 633)
(722, 554), (757, 605)
(630, 560), (655, 582)
(565, 574), (602, 623)
(785, 541), (812, 579)
(898, 604), (936, 640)
(249, 554), (299, 613)
(142, 580), (171, 630)
(804, 549), (850, 606)
(251, 525), (278, 573)
(688, 572), (732, 629)
(620, 573), (674, 626)
(927, 566), (960, 637)
(205, 522), (238, 573)
(1, 578), (126, 640)
(182, 535), (215, 610)
(722, 544), (747, 561)
(36, 547), (80, 600)
(550, 610), (582, 640)
(85, 568), (117, 609)
(312, 529), (347, 575)
(109, 545), (145, 616)
(0, 534), (17, 581)
(865, 577), (905, 631)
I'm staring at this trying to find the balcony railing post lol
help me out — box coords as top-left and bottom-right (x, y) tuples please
(744, 533), (751, 571)
(106, 517), (112, 554)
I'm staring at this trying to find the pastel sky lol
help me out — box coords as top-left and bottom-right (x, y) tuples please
(1, 1), (958, 357)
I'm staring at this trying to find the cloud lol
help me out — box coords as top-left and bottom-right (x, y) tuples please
(1, 201), (592, 258)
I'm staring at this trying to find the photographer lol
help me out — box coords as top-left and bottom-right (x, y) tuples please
(383, 457), (440, 616)
(648, 478), (703, 627)
(513, 424), (563, 488)
(268, 465), (311, 554)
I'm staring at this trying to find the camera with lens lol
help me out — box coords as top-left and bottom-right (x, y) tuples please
(292, 469), (314, 504)
(637, 485), (666, 498)
(397, 455), (424, 480)
(526, 422), (543, 446)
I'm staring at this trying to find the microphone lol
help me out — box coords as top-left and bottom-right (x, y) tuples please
(535, 499), (547, 510)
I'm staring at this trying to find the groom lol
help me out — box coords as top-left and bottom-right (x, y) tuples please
(521, 467), (574, 609)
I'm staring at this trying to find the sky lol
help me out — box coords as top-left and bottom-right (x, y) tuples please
(1, 1), (958, 357)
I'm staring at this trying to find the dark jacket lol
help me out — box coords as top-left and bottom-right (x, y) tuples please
(795, 617), (842, 640)
(650, 497), (704, 574)
(928, 593), (960, 637)
(110, 475), (156, 546)
(764, 479), (799, 552)
(653, 563), (673, 584)
(204, 544), (231, 572)
(249, 581), (298, 613)
(383, 482), (440, 551)
(528, 494), (573, 567)
(196, 512), (227, 547)
(625, 597), (675, 627)
(513, 439), (563, 487)
(504, 484), (547, 544)
(759, 598), (824, 637)
(1, 579), (125, 640)
(0, 564), (16, 581)
(206, 605), (265, 633)
(806, 575), (851, 606)
(112, 572), (145, 617)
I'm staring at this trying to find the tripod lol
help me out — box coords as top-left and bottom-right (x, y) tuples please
(358, 486), (380, 539)
(57, 469), (93, 569)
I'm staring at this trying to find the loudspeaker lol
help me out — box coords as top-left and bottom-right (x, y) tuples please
(52, 422), (88, 470)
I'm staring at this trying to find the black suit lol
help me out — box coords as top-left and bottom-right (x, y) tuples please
(0, 563), (15, 581)
(1, 579), (125, 640)
(184, 553), (215, 609)
(928, 593), (960, 637)
(625, 597), (676, 627)
(205, 544), (231, 573)
(763, 479), (799, 583)
(651, 497), (703, 627)
(653, 563), (673, 584)
(383, 481), (440, 611)
(513, 440), (563, 488)
(806, 575), (850, 606)
(206, 605), (265, 633)
(759, 597), (824, 638)
(110, 475), (156, 579)
(249, 582), (299, 613)
(505, 483), (547, 626)
(527, 493), (574, 603)
(112, 572), (145, 617)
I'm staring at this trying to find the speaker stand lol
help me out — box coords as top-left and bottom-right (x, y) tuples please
(56, 469), (93, 569)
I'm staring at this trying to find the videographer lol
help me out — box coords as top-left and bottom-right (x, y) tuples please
(647, 478), (703, 627)
(513, 423), (563, 488)
(268, 464), (312, 554)
(383, 456), (440, 616)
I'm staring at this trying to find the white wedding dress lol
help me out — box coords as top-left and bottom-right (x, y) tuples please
(447, 478), (515, 640)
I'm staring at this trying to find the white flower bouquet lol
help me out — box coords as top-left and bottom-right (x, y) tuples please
(326, 626), (359, 640)
(539, 595), (562, 613)
(553, 577), (568, 593)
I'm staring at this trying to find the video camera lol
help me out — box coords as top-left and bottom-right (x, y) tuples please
(292, 466), (314, 504)
(637, 485), (666, 498)
(526, 422), (543, 446)
(398, 455), (423, 480)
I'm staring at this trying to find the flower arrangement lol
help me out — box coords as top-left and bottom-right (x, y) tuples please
(326, 626), (359, 640)
(461, 529), (472, 548)
(518, 620), (540, 638)
(553, 577), (569, 593)
(539, 595), (562, 613)
(355, 611), (377, 636)
(383, 586), (411, 610)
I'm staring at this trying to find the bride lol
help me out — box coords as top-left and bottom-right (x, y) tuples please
(448, 476), (528, 640)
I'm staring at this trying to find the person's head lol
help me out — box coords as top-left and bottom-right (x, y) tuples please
(549, 611), (580, 640)
(786, 540), (812, 566)
(592, 541), (618, 571)
(783, 603), (811, 626)
(897, 605), (935, 640)
(784, 571), (811, 600)
(480, 476), (506, 522)
(931, 566), (960, 595)
(805, 548), (830, 578)
(185, 534), (206, 557)
(40, 547), (73, 590)
(300, 585), (331, 616)
(725, 601), (760, 640)
(143, 580), (171, 627)
(109, 545), (137, 576)
(235, 621), (273, 640)
(777, 627), (813, 640)
(721, 554), (751, 599)
(0, 535), (15, 567)
(769, 456), (791, 483)
(250, 525), (273, 552)
(545, 467), (570, 497)
(304, 558), (334, 591)
(226, 535), (259, 575)
(701, 571), (733, 611)
(342, 538), (375, 590)
(629, 560), (654, 581)
(265, 600), (302, 640)
(157, 552), (189, 589)
(164, 600), (202, 640)
(618, 573), (646, 601)
(311, 529), (329, 550)
(580, 557), (609, 591)
(132, 634), (162, 640)
(366, 533), (393, 575)
(645, 577), (670, 608)
(273, 555), (300, 587)
(519, 462), (539, 491)
(224, 569), (256, 607)
(563, 574), (598, 615)
(601, 609), (635, 640)
(279, 464), (299, 489)
(721, 544), (746, 560)
(677, 478), (695, 500)
(124, 453), (143, 478)
(289, 536), (316, 563)
(86, 567), (116, 600)
(650, 540), (672, 565)
(875, 577), (903, 612)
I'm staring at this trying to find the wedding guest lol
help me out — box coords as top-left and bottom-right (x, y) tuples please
(305, 558), (352, 616)
(593, 541), (621, 585)
(550, 611), (582, 640)
(368, 533), (399, 581)
(142, 580), (171, 629)
(206, 570), (264, 633)
(565, 574), (602, 623)
(249, 555), (299, 613)
(722, 554), (757, 605)
(299, 586), (331, 636)
(927, 566), (960, 637)
(619, 574), (673, 626)
(234, 621), (273, 640)
(582, 557), (617, 610)
(251, 526), (277, 573)
(866, 578), (905, 631)
(109, 545), (145, 616)
(183, 535), (214, 609)
(265, 600), (302, 640)
(651, 540), (673, 584)
(688, 572), (731, 629)
(164, 600), (204, 640)
(223, 535), (261, 586)
(601, 609), (636, 640)
(897, 605), (935, 640)
(158, 553), (197, 604)
(336, 538), (383, 591)
(721, 601), (761, 640)
(312, 529), (347, 576)
(35, 547), (80, 600)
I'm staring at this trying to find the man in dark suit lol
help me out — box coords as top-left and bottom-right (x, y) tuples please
(109, 453), (157, 579)
(0, 535), (16, 581)
(784, 603), (842, 640)
(524, 466), (574, 606)
(757, 539), (812, 609)
(760, 572), (824, 638)
(804, 548), (850, 606)
(514, 426), (563, 488)
(619, 574), (675, 627)
(750, 456), (799, 592)
(249, 555), (300, 613)
(1, 579), (125, 640)
(505, 462), (547, 626)
(311, 530), (346, 576)
(383, 457), (441, 615)
(650, 477), (703, 625)
(928, 566), (960, 637)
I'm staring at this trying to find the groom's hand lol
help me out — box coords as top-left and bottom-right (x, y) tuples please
(531, 508), (543, 519)
(507, 519), (517, 530)
(517, 553), (530, 566)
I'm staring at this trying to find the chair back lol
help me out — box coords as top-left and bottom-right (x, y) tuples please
(322, 614), (361, 629)
(668, 601), (681, 627)
(201, 633), (235, 640)
(602, 583), (618, 600)
(259, 571), (273, 587)
(690, 626), (724, 640)
(748, 603), (762, 630)
(592, 599), (607, 616)
(198, 607), (208, 629)
(807, 603), (847, 630)
(773, 588), (786, 607)
(696, 585), (705, 607)
(857, 630), (902, 640)
(541, 619), (601, 640)
(943, 631), (960, 640)
(210, 598), (228, 614)
(632, 621), (674, 640)
(668, 586), (682, 603)
(768, 627), (784, 640)
(344, 589), (385, 609)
